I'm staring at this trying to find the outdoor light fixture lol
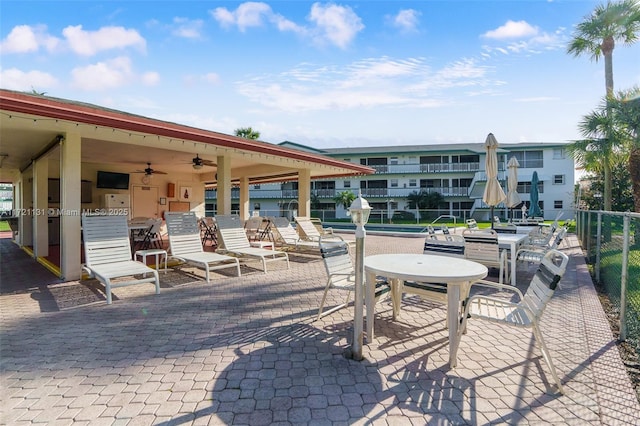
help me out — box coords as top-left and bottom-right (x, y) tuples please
(347, 191), (371, 361)
(348, 192), (372, 229)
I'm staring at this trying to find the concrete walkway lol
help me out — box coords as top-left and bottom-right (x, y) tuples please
(1, 234), (638, 425)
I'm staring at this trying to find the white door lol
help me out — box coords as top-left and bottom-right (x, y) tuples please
(132, 185), (159, 218)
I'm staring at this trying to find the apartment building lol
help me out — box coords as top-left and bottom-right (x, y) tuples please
(205, 141), (575, 222)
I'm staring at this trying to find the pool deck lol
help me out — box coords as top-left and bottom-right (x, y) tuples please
(1, 233), (639, 425)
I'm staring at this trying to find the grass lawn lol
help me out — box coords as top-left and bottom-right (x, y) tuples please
(0, 221), (10, 232)
(600, 249), (640, 315)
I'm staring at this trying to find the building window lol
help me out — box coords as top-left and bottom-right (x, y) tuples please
(553, 175), (565, 184)
(253, 203), (261, 210)
(554, 200), (563, 209)
(511, 150), (543, 168)
(343, 180), (351, 188)
(390, 157), (399, 165)
(518, 181), (544, 194)
(409, 179), (417, 187)
(253, 184), (261, 189)
(553, 148), (566, 159)
(390, 179), (398, 188)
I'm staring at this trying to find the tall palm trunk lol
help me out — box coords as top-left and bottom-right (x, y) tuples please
(603, 36), (615, 96)
(603, 162), (613, 211)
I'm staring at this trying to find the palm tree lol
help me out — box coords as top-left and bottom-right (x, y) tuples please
(333, 190), (356, 210)
(610, 87), (640, 211)
(568, 97), (629, 211)
(234, 127), (261, 140)
(567, 0), (640, 97)
(406, 189), (445, 220)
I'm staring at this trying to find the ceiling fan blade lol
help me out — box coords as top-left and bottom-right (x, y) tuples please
(201, 160), (217, 166)
(154, 171), (168, 174)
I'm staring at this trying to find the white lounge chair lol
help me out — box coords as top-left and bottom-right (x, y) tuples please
(215, 214), (289, 272)
(82, 214), (160, 304)
(165, 212), (241, 281)
(294, 216), (325, 242)
(460, 249), (570, 394)
(269, 216), (320, 251)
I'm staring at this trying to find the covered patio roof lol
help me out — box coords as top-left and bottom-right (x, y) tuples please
(0, 89), (374, 184)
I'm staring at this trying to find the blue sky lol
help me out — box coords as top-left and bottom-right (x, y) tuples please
(1, 1), (639, 149)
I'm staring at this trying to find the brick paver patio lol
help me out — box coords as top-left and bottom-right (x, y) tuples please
(1, 233), (638, 424)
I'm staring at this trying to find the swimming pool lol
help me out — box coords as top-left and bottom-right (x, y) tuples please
(324, 222), (429, 237)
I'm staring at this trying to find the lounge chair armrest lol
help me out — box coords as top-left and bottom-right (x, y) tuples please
(469, 278), (525, 299)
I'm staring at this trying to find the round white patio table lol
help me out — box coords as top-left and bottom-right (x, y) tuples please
(364, 254), (488, 368)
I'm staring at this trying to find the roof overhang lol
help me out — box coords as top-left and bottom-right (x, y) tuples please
(0, 90), (374, 184)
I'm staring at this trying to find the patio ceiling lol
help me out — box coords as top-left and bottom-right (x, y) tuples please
(0, 89), (374, 184)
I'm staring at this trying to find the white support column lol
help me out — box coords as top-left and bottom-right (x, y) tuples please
(297, 169), (311, 217)
(60, 132), (82, 281)
(239, 176), (250, 222)
(216, 155), (232, 215)
(13, 181), (23, 245)
(20, 170), (34, 246)
(33, 158), (49, 258)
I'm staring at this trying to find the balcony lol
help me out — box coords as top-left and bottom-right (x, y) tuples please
(205, 186), (475, 201)
(365, 162), (482, 174)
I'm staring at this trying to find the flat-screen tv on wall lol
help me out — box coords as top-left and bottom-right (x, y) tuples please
(96, 171), (130, 189)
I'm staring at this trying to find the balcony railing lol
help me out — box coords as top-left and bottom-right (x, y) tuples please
(206, 187), (476, 200)
(365, 162), (482, 174)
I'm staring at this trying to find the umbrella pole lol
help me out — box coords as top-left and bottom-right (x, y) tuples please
(490, 206), (494, 229)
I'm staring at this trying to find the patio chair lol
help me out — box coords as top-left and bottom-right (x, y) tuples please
(133, 218), (163, 251)
(460, 249), (570, 394)
(462, 229), (509, 285)
(81, 214), (160, 304)
(317, 235), (392, 320)
(390, 235), (467, 318)
(516, 226), (567, 265)
(199, 217), (217, 247)
(423, 234), (465, 258)
(215, 214), (289, 272)
(309, 217), (333, 235)
(493, 223), (517, 234)
(244, 216), (265, 241)
(465, 218), (478, 229)
(269, 216), (321, 251)
(294, 216), (326, 242)
(165, 212), (241, 281)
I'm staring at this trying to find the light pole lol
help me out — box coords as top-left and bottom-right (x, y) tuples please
(348, 192), (371, 361)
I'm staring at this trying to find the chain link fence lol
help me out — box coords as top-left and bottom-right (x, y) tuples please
(576, 210), (640, 360)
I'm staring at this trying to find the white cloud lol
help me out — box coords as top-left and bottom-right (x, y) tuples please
(62, 25), (146, 56)
(235, 56), (497, 112)
(0, 25), (60, 54)
(0, 67), (58, 90)
(307, 3), (363, 49)
(211, 2), (362, 49)
(172, 17), (204, 39)
(71, 56), (134, 90)
(141, 71), (160, 86)
(211, 1), (302, 34)
(388, 9), (421, 33)
(483, 20), (539, 39)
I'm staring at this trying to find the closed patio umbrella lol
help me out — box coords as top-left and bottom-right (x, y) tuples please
(528, 171), (542, 218)
(482, 133), (506, 226)
(506, 156), (522, 220)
